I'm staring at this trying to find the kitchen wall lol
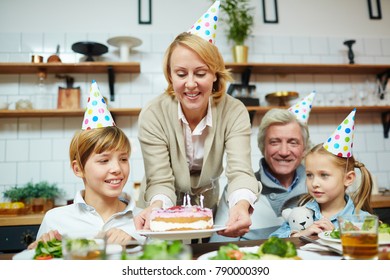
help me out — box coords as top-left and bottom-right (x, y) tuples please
(1, 0), (390, 203)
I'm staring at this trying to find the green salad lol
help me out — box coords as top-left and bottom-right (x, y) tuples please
(210, 236), (298, 260)
(125, 240), (191, 260)
(34, 239), (62, 260)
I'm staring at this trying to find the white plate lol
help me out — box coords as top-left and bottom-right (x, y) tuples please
(137, 225), (227, 240)
(197, 246), (340, 260)
(319, 230), (390, 245)
(12, 243), (122, 260)
(12, 249), (62, 260)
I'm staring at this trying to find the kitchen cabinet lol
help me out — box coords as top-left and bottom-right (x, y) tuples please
(0, 214), (44, 253)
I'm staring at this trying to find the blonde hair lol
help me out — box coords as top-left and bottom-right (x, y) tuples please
(69, 126), (131, 172)
(162, 32), (233, 103)
(299, 143), (373, 213)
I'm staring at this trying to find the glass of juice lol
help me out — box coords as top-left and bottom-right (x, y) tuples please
(62, 236), (105, 260)
(337, 214), (379, 260)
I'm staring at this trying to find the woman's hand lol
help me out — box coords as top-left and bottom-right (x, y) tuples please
(218, 200), (252, 237)
(134, 200), (163, 230)
(105, 228), (134, 246)
(27, 229), (62, 249)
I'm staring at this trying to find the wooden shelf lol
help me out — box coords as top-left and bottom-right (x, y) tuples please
(1, 106), (389, 118)
(1, 62), (387, 76)
(0, 108), (142, 118)
(0, 62), (140, 74)
(246, 106), (390, 114)
(225, 63), (390, 75)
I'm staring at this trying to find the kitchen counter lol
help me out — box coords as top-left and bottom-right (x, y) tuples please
(371, 194), (390, 208)
(0, 213), (44, 227)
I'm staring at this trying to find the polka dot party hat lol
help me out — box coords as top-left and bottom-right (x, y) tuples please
(288, 91), (316, 124)
(323, 108), (356, 158)
(187, 1), (220, 44)
(82, 80), (115, 130)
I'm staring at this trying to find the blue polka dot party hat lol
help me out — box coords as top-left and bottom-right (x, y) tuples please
(82, 80), (115, 130)
(187, 1), (220, 44)
(288, 91), (316, 124)
(323, 108), (356, 158)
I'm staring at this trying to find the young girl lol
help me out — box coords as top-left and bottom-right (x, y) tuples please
(28, 81), (143, 249)
(271, 109), (374, 238)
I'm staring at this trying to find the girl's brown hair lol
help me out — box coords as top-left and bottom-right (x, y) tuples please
(69, 126), (131, 172)
(299, 144), (373, 213)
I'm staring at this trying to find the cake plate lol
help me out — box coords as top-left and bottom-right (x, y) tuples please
(107, 36), (142, 62)
(71, 41), (108, 61)
(137, 225), (227, 240)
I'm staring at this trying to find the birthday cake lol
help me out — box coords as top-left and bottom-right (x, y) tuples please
(149, 205), (213, 232)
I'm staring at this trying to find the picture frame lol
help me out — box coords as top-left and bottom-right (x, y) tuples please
(138, 0), (152, 24)
(262, 0), (278, 24)
(367, 0), (382, 20)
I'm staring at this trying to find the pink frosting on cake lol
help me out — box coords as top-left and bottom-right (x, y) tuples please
(150, 205), (212, 219)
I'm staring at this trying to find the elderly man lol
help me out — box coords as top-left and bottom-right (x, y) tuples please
(211, 92), (315, 241)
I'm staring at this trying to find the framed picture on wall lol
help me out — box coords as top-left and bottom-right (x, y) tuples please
(138, 0), (152, 24)
(262, 0), (278, 23)
(367, 0), (382, 20)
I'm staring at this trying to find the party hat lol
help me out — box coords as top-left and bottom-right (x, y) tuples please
(187, 1), (220, 44)
(82, 80), (115, 130)
(288, 91), (316, 124)
(323, 108), (356, 158)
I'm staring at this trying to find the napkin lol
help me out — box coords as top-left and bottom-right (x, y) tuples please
(300, 239), (342, 253)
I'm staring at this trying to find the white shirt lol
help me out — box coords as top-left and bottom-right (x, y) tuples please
(37, 190), (145, 243)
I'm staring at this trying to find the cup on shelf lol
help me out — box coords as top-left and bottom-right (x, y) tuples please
(31, 55), (43, 63)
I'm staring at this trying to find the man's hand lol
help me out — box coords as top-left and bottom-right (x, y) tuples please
(217, 200), (252, 238)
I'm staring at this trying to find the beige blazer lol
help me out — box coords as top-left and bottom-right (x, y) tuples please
(137, 93), (261, 209)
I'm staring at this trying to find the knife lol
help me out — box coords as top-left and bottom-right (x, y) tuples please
(299, 236), (343, 255)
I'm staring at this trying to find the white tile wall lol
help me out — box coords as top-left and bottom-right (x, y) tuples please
(1, 32), (390, 202)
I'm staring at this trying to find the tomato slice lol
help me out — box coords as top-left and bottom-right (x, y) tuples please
(35, 254), (53, 260)
(226, 250), (244, 260)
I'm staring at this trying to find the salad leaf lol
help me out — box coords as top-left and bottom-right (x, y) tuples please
(362, 218), (376, 230)
(329, 229), (340, 239)
(379, 223), (390, 234)
(137, 240), (187, 260)
(34, 238), (62, 259)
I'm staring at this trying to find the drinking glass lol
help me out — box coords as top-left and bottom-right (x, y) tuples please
(337, 215), (379, 260)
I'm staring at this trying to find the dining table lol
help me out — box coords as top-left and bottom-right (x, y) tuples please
(0, 236), (339, 260)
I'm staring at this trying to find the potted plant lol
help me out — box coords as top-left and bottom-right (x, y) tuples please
(218, 0), (254, 62)
(3, 181), (62, 214)
(3, 186), (25, 202)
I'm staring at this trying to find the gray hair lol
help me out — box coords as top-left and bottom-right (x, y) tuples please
(257, 108), (310, 155)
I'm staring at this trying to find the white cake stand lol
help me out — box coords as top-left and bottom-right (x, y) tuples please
(107, 36), (142, 62)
